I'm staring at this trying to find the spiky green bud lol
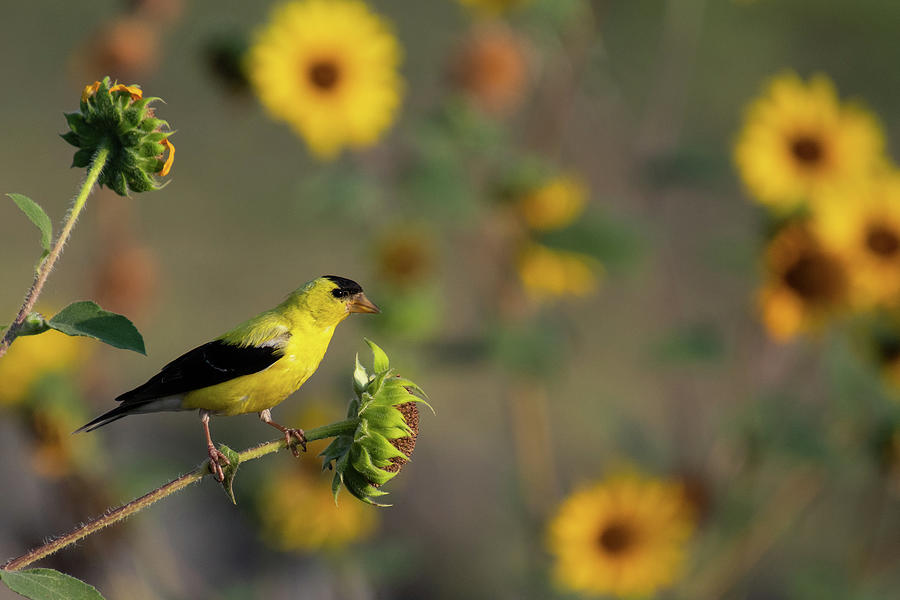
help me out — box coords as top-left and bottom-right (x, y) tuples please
(61, 76), (175, 196)
(321, 339), (431, 506)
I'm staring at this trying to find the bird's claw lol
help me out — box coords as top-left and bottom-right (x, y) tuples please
(207, 444), (230, 482)
(284, 428), (307, 457)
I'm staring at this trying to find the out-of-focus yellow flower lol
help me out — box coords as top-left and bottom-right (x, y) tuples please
(457, 0), (529, 16)
(247, 0), (403, 159)
(547, 473), (695, 598)
(758, 225), (850, 341)
(734, 72), (885, 212)
(0, 329), (85, 407)
(452, 25), (529, 116)
(517, 175), (587, 231)
(29, 401), (99, 479)
(258, 467), (378, 552)
(812, 174), (900, 307)
(257, 400), (377, 551)
(517, 243), (601, 300)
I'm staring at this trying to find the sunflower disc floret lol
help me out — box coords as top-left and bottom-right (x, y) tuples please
(61, 76), (175, 196)
(320, 339), (430, 506)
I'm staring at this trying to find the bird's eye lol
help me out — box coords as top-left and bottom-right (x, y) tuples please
(332, 289), (351, 299)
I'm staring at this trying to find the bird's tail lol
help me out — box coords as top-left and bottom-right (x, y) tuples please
(74, 405), (134, 433)
(74, 396), (184, 433)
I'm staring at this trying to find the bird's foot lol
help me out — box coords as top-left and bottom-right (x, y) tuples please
(207, 444), (230, 482)
(283, 428), (307, 457)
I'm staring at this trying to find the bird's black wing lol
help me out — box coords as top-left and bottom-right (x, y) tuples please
(116, 339), (284, 404)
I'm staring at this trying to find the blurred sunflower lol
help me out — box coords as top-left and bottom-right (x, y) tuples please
(517, 243), (601, 300)
(813, 174), (900, 307)
(517, 175), (587, 231)
(875, 334), (900, 389)
(547, 473), (694, 598)
(757, 225), (850, 341)
(258, 467), (377, 552)
(734, 72), (885, 212)
(247, 0), (403, 159)
(0, 328), (85, 407)
(29, 398), (99, 479)
(256, 401), (378, 552)
(451, 25), (529, 116)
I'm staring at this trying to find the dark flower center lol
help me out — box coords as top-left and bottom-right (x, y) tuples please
(866, 224), (900, 257)
(790, 135), (824, 166)
(380, 239), (431, 285)
(597, 520), (635, 556)
(877, 336), (900, 365)
(783, 251), (845, 302)
(308, 60), (340, 91)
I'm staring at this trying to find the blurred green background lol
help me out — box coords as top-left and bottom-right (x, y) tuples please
(2, 0), (900, 598)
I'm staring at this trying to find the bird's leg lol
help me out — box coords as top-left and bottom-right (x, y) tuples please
(258, 408), (307, 457)
(200, 409), (229, 482)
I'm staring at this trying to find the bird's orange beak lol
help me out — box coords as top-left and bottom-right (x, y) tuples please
(347, 292), (380, 314)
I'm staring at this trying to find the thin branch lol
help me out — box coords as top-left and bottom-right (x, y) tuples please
(0, 145), (111, 359)
(1, 419), (358, 571)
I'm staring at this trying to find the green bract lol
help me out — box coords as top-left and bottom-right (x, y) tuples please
(61, 76), (174, 196)
(321, 339), (431, 506)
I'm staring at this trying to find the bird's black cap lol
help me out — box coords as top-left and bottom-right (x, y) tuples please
(324, 275), (364, 298)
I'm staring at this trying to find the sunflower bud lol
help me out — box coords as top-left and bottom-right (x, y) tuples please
(321, 339), (431, 506)
(61, 76), (175, 196)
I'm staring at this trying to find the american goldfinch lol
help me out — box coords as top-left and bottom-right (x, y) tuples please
(78, 275), (379, 481)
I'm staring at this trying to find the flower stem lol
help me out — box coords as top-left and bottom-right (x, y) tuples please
(0, 144), (111, 359)
(1, 420), (358, 571)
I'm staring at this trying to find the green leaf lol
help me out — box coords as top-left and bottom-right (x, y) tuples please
(48, 301), (145, 354)
(216, 443), (241, 504)
(8, 194), (52, 263)
(365, 338), (390, 373)
(0, 568), (105, 600)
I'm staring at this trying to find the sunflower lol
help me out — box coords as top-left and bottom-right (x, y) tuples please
(734, 72), (885, 212)
(757, 225), (851, 341)
(247, 0), (403, 159)
(257, 467), (378, 552)
(517, 175), (587, 231)
(547, 473), (694, 598)
(812, 174), (900, 307)
(517, 243), (601, 300)
(0, 327), (85, 407)
(256, 401), (378, 552)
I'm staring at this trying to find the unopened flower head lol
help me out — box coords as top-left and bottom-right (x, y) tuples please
(320, 339), (430, 506)
(62, 76), (175, 196)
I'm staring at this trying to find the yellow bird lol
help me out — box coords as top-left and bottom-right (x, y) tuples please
(78, 275), (379, 480)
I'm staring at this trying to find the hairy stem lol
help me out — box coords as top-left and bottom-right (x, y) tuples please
(0, 144), (111, 359)
(1, 419), (358, 571)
